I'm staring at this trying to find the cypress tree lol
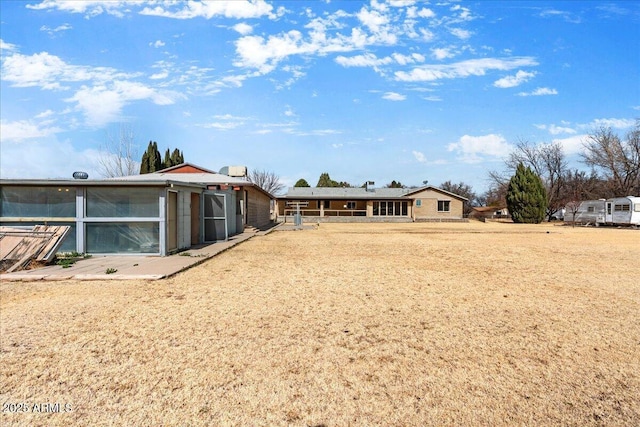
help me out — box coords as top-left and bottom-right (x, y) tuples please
(162, 148), (171, 169)
(140, 151), (149, 174)
(151, 142), (161, 172)
(506, 163), (547, 223)
(171, 148), (183, 166)
(140, 142), (184, 173)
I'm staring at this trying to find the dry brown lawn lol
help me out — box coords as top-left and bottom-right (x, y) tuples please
(1, 221), (639, 426)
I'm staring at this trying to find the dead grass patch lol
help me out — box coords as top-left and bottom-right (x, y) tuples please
(1, 221), (639, 426)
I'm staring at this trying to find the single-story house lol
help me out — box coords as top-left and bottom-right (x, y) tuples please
(276, 185), (468, 222)
(469, 204), (509, 221)
(0, 163), (274, 256)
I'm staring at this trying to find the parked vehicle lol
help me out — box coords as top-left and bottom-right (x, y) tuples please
(565, 197), (640, 226)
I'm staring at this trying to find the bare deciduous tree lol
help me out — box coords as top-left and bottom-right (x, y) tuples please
(561, 169), (603, 226)
(439, 180), (477, 216)
(581, 122), (640, 197)
(97, 123), (139, 177)
(248, 169), (285, 195)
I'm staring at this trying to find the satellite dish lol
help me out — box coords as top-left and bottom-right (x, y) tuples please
(73, 171), (89, 179)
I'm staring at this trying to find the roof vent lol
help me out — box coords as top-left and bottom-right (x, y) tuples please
(365, 181), (375, 192)
(73, 171), (89, 179)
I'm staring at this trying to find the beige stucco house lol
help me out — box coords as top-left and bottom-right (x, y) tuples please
(277, 185), (467, 222)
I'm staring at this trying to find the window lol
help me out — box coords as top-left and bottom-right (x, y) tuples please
(587, 206), (595, 213)
(346, 201), (356, 209)
(86, 222), (159, 253)
(372, 201), (408, 216)
(0, 186), (75, 218)
(438, 200), (451, 212)
(415, 199), (422, 207)
(614, 204), (630, 212)
(635, 204), (640, 213)
(86, 188), (159, 217)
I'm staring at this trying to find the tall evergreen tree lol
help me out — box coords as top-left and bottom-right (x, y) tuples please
(150, 142), (161, 172)
(294, 178), (310, 187)
(317, 172), (335, 187)
(140, 151), (149, 174)
(140, 141), (180, 174)
(162, 148), (171, 169)
(171, 148), (184, 166)
(506, 163), (547, 223)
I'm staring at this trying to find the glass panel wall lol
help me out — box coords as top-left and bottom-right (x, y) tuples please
(85, 222), (159, 253)
(86, 188), (159, 217)
(0, 186), (75, 217)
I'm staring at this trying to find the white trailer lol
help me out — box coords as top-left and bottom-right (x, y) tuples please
(566, 200), (605, 225)
(566, 197), (640, 226)
(603, 196), (640, 226)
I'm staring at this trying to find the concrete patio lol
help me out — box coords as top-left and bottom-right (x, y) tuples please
(0, 225), (280, 281)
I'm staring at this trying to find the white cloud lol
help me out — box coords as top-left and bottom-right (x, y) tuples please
(493, 70), (536, 88)
(1, 51), (133, 90)
(26, 0), (138, 18)
(284, 107), (295, 117)
(203, 122), (244, 130)
(383, 92), (406, 101)
(335, 53), (389, 69)
(150, 71), (169, 80)
(539, 9), (582, 24)
(412, 150), (426, 163)
(140, 1), (276, 20)
(0, 119), (61, 142)
(150, 40), (165, 48)
(535, 123), (577, 135)
(234, 31), (305, 74)
(431, 47), (454, 60)
(40, 23), (73, 35)
(447, 134), (513, 163)
(449, 28), (472, 40)
(233, 23), (253, 35)
(395, 57), (538, 82)
(1, 50), (185, 127)
(34, 109), (55, 119)
(0, 137), (102, 179)
(288, 129), (341, 136)
(517, 87), (558, 96)
(585, 118), (636, 129)
(551, 135), (587, 155)
(66, 81), (181, 126)
(0, 39), (18, 51)
(357, 6), (390, 33)
(417, 8), (436, 18)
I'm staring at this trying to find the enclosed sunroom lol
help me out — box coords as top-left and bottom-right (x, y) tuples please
(0, 164), (274, 256)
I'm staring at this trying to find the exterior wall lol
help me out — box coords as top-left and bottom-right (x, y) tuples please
(164, 165), (209, 174)
(246, 187), (272, 228)
(409, 188), (464, 219)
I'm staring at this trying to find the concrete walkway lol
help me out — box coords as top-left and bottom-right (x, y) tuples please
(0, 225), (280, 282)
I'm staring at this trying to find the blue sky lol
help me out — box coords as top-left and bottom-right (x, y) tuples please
(1, 1), (639, 193)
